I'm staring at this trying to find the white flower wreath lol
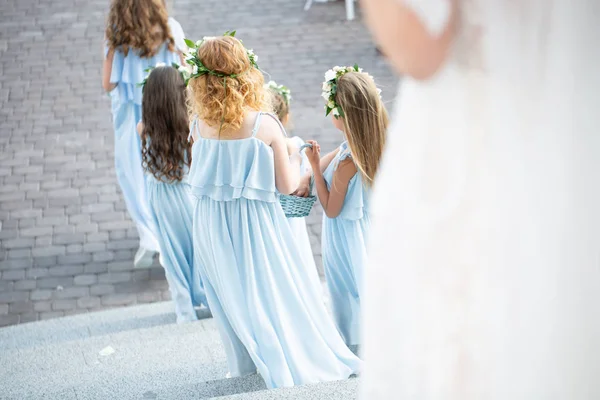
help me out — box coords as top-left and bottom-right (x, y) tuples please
(138, 62), (191, 88)
(265, 80), (292, 105)
(321, 64), (382, 118)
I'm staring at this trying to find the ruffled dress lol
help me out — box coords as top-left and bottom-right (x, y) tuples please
(145, 160), (207, 323)
(188, 113), (362, 389)
(321, 142), (369, 346)
(106, 18), (185, 252)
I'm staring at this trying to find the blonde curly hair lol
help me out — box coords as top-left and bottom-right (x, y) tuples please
(187, 36), (270, 135)
(105, 0), (174, 58)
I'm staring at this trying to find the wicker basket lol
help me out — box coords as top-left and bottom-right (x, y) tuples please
(279, 143), (317, 218)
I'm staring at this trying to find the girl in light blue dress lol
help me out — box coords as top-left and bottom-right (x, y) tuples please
(186, 34), (361, 389)
(301, 66), (388, 350)
(136, 65), (207, 323)
(265, 81), (318, 278)
(102, 0), (187, 267)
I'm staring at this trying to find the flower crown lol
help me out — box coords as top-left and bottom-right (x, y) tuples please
(322, 64), (382, 118)
(265, 80), (291, 106)
(138, 62), (191, 88)
(183, 30), (259, 83)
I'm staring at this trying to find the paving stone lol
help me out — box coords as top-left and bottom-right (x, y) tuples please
(76, 296), (101, 308)
(101, 293), (137, 306)
(52, 299), (77, 311)
(0, 314), (19, 327)
(0, 291), (30, 303)
(54, 286), (89, 300)
(48, 265), (84, 277)
(90, 283), (115, 296)
(10, 301), (34, 313)
(73, 274), (97, 286)
(30, 289), (53, 301)
(2, 269), (26, 281)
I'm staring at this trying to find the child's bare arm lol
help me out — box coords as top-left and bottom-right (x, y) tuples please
(313, 159), (357, 218)
(294, 148), (338, 197)
(102, 47), (116, 92)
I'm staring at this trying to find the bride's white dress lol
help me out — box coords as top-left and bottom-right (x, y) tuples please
(363, 1), (600, 398)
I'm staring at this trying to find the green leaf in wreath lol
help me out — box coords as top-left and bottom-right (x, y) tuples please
(184, 38), (196, 49)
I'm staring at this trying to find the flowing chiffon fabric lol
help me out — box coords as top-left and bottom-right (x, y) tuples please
(188, 113), (362, 389)
(321, 142), (369, 346)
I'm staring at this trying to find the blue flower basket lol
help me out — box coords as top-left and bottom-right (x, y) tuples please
(279, 143), (317, 218)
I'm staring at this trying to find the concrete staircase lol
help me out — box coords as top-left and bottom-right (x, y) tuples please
(0, 302), (358, 399)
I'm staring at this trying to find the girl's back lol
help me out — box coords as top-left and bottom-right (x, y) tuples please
(139, 65), (206, 323)
(102, 0), (187, 265)
(186, 35), (361, 389)
(188, 112), (280, 204)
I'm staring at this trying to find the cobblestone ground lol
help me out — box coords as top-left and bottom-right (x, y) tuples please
(0, 0), (398, 326)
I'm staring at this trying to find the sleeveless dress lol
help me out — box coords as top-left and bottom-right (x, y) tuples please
(321, 142), (369, 347)
(285, 136), (318, 277)
(145, 161), (207, 323)
(188, 112), (362, 389)
(363, 1), (600, 399)
(106, 18), (185, 253)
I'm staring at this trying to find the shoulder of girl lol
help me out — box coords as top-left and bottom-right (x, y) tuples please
(335, 158), (358, 180)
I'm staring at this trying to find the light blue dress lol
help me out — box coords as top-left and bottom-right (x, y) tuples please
(106, 19), (184, 252)
(322, 142), (370, 347)
(285, 136), (318, 277)
(188, 113), (362, 389)
(145, 165), (207, 323)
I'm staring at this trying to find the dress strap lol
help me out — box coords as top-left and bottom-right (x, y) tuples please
(250, 112), (264, 137)
(262, 113), (288, 138)
(251, 112), (289, 138)
(188, 118), (200, 143)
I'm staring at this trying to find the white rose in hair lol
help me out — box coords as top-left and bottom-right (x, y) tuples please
(332, 108), (340, 117)
(192, 65), (198, 74)
(322, 92), (330, 101)
(333, 66), (342, 72)
(327, 100), (336, 109)
(324, 69), (336, 82)
(346, 67), (354, 72)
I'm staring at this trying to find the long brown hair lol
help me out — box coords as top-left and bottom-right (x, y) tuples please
(105, 0), (174, 57)
(187, 36), (270, 135)
(141, 66), (190, 182)
(335, 72), (388, 185)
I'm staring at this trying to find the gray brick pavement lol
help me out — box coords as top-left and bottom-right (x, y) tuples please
(0, 0), (398, 326)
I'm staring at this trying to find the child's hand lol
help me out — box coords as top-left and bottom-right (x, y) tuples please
(293, 174), (312, 197)
(305, 140), (321, 168)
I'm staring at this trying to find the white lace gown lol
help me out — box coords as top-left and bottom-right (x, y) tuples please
(363, 1), (600, 399)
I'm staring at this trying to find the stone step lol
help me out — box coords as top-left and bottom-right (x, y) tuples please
(211, 378), (360, 400)
(0, 300), (352, 400)
(0, 307), (227, 399)
(0, 301), (210, 351)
